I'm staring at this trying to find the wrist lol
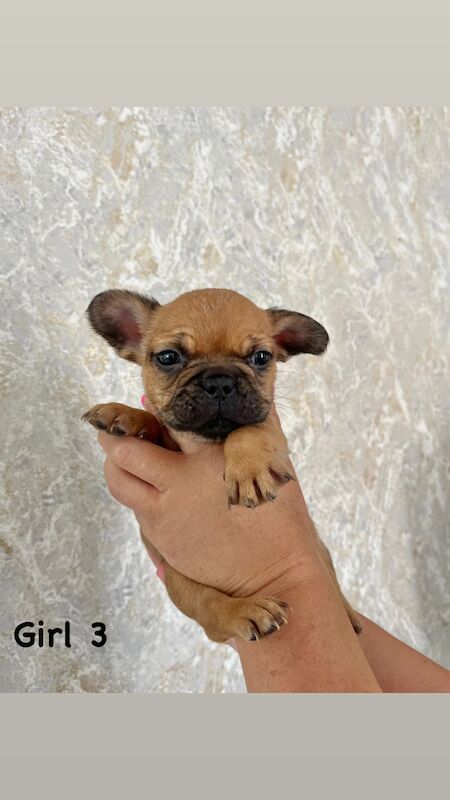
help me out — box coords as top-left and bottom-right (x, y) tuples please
(227, 541), (326, 601)
(235, 570), (381, 693)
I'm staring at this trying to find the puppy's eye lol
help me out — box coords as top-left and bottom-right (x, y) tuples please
(155, 350), (181, 367)
(249, 350), (272, 368)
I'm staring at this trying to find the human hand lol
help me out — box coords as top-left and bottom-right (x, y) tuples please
(99, 401), (323, 601)
(98, 400), (384, 691)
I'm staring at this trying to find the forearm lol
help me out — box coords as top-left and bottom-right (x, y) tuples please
(236, 564), (382, 693)
(356, 614), (450, 693)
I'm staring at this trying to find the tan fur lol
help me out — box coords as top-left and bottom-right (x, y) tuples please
(82, 403), (162, 440)
(223, 412), (294, 507)
(141, 291), (277, 431)
(84, 288), (361, 641)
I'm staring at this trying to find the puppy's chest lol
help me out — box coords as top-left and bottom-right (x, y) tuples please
(166, 427), (208, 455)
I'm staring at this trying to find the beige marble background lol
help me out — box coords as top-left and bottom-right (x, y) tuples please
(0, 107), (449, 692)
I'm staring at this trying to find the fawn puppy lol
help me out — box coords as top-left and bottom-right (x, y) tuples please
(83, 288), (361, 642)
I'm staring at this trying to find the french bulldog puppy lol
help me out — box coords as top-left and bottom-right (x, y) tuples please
(83, 288), (361, 642)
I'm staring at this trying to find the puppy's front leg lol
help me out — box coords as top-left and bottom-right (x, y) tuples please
(223, 416), (295, 508)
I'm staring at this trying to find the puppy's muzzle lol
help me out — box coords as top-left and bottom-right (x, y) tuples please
(166, 365), (269, 439)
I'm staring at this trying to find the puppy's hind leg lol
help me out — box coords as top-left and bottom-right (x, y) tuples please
(163, 563), (289, 644)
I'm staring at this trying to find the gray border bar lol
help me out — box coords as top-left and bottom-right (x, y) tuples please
(1, 0), (450, 104)
(0, 695), (448, 795)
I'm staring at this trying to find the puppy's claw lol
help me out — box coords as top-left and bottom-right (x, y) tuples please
(94, 419), (107, 430)
(244, 496), (258, 509)
(227, 482), (240, 508)
(111, 425), (126, 436)
(265, 622), (280, 635)
(249, 623), (261, 640)
(269, 468), (295, 485)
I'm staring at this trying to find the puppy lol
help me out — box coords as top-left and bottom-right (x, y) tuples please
(83, 288), (361, 642)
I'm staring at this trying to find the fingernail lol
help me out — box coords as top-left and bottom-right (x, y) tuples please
(140, 394), (146, 407)
(156, 563), (166, 582)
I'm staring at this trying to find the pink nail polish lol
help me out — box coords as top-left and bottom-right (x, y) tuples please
(140, 394), (146, 407)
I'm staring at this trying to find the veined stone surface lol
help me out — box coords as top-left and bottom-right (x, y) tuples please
(0, 107), (449, 692)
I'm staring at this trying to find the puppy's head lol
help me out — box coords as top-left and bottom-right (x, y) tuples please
(87, 288), (328, 440)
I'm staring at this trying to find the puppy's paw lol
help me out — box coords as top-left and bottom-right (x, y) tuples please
(82, 403), (160, 440)
(208, 597), (289, 643)
(224, 457), (295, 508)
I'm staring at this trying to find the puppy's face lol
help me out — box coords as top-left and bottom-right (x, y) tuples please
(87, 288), (329, 440)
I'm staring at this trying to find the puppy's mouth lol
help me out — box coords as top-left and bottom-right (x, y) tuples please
(165, 403), (269, 441)
(192, 415), (242, 440)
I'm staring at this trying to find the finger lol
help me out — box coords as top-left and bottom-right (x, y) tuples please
(103, 457), (159, 513)
(98, 431), (182, 491)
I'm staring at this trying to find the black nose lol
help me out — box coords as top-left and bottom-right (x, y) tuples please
(202, 373), (236, 399)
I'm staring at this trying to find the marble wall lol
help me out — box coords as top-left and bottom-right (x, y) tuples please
(0, 107), (449, 691)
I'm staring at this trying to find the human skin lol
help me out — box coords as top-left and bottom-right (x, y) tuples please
(356, 615), (450, 693)
(144, 535), (450, 692)
(97, 411), (382, 692)
(98, 403), (450, 692)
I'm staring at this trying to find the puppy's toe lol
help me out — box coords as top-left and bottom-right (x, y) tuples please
(226, 478), (240, 507)
(269, 464), (295, 486)
(225, 471), (259, 509)
(82, 404), (117, 432)
(253, 470), (279, 503)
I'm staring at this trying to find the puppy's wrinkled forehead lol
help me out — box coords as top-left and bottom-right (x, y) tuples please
(145, 289), (273, 356)
(87, 286), (329, 366)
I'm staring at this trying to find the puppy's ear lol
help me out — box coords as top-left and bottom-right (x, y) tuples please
(267, 308), (329, 360)
(86, 290), (159, 363)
